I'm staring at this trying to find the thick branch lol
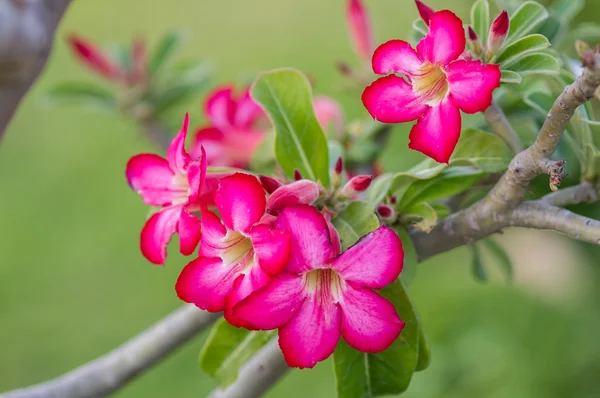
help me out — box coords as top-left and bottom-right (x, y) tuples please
(0, 306), (220, 398)
(484, 102), (524, 153)
(208, 340), (289, 398)
(0, 0), (71, 140)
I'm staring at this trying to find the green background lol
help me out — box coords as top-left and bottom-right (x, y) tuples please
(2, 0), (600, 397)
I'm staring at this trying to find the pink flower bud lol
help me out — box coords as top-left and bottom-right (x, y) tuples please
(332, 156), (344, 189)
(347, 0), (374, 66)
(487, 10), (509, 56)
(467, 26), (483, 57)
(415, 0), (435, 26)
(377, 204), (395, 220)
(340, 175), (373, 198)
(294, 169), (303, 181)
(259, 175), (282, 194)
(67, 34), (120, 81)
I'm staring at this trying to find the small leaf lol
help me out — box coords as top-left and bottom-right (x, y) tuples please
(403, 202), (438, 233)
(506, 52), (560, 76)
(495, 34), (551, 67)
(333, 280), (421, 398)
(393, 226), (417, 286)
(199, 319), (276, 387)
(152, 79), (210, 114)
(500, 70), (522, 84)
(415, 326), (431, 372)
(449, 128), (513, 172)
(366, 173), (394, 205)
(523, 90), (554, 116)
(149, 31), (183, 74)
(332, 201), (379, 250)
(506, 1), (549, 45)
(45, 82), (117, 110)
(481, 238), (513, 282)
(471, 244), (488, 282)
(412, 18), (428, 36)
(470, 0), (490, 44)
(536, 14), (566, 45)
(430, 203), (451, 218)
(251, 68), (330, 185)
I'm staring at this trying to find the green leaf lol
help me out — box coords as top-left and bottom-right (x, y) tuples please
(366, 173), (394, 205)
(470, 0), (490, 44)
(415, 327), (431, 372)
(152, 79), (210, 114)
(45, 82), (117, 110)
(506, 52), (560, 76)
(500, 70), (523, 84)
(332, 201), (379, 251)
(471, 244), (488, 282)
(495, 34), (551, 67)
(394, 226), (417, 285)
(412, 18), (428, 36)
(251, 68), (330, 185)
(523, 90), (554, 117)
(199, 319), (276, 387)
(250, 129), (276, 174)
(481, 238), (513, 282)
(333, 280), (420, 398)
(430, 203), (451, 218)
(403, 202), (438, 233)
(449, 128), (513, 172)
(149, 31), (183, 74)
(549, 0), (584, 22)
(536, 14), (566, 46)
(506, 1), (549, 45)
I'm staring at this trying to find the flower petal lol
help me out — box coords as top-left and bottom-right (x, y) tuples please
(201, 170), (233, 207)
(250, 224), (291, 275)
(408, 99), (461, 163)
(140, 205), (181, 265)
(266, 180), (320, 215)
(231, 273), (305, 330)
(347, 0), (374, 65)
(126, 154), (179, 206)
(279, 296), (341, 368)
(234, 89), (264, 129)
(372, 40), (423, 77)
(446, 60), (501, 114)
(177, 210), (201, 256)
(215, 173), (266, 234)
(331, 226), (403, 288)
(416, 10), (466, 65)
(362, 75), (428, 123)
(186, 146), (207, 203)
(324, 212), (342, 256)
(224, 264), (272, 328)
(340, 284), (405, 353)
(205, 86), (235, 131)
(167, 113), (191, 173)
(175, 256), (236, 312)
(275, 205), (334, 273)
(198, 209), (227, 258)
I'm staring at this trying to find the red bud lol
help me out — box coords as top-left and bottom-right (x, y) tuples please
(415, 0), (435, 26)
(67, 34), (120, 81)
(377, 204), (395, 219)
(259, 175), (282, 194)
(467, 26), (483, 57)
(332, 156), (344, 189)
(334, 156), (344, 174)
(293, 169), (303, 181)
(340, 175), (372, 198)
(487, 10), (509, 57)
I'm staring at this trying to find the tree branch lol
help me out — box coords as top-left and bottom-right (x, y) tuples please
(0, 305), (220, 398)
(208, 340), (289, 398)
(0, 0), (72, 141)
(484, 102), (524, 153)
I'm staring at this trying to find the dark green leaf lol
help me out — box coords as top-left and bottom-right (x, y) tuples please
(251, 68), (330, 185)
(45, 82), (117, 110)
(505, 52), (560, 76)
(536, 14), (566, 45)
(471, 244), (488, 282)
(149, 31), (183, 74)
(523, 90), (554, 116)
(199, 319), (276, 387)
(495, 34), (551, 67)
(549, 0), (584, 22)
(481, 238), (513, 282)
(430, 203), (451, 218)
(450, 128), (513, 172)
(332, 201), (379, 250)
(415, 326), (431, 372)
(500, 70), (523, 84)
(333, 280), (420, 398)
(394, 226), (417, 286)
(470, 0), (490, 44)
(506, 1), (549, 44)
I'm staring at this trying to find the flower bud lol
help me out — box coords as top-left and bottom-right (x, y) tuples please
(347, 0), (374, 66)
(487, 10), (509, 57)
(415, 0), (435, 26)
(467, 26), (483, 58)
(293, 169), (303, 181)
(67, 34), (120, 81)
(332, 156), (344, 189)
(340, 175), (372, 198)
(377, 204), (396, 221)
(259, 175), (282, 194)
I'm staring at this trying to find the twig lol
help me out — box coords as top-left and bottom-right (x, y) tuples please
(208, 340), (289, 398)
(484, 102), (524, 153)
(0, 0), (72, 141)
(0, 306), (220, 398)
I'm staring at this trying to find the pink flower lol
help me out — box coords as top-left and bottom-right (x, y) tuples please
(190, 86), (268, 168)
(67, 34), (121, 82)
(346, 0), (374, 66)
(126, 114), (205, 265)
(361, 10), (501, 163)
(175, 173), (292, 326)
(232, 205), (405, 369)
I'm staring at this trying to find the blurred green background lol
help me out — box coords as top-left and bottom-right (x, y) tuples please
(2, 0), (600, 397)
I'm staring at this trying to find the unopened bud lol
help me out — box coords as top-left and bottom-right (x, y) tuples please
(487, 10), (509, 57)
(340, 175), (372, 198)
(388, 195), (397, 205)
(414, 0), (435, 26)
(293, 169), (303, 181)
(377, 204), (395, 221)
(467, 26), (483, 57)
(332, 156), (344, 189)
(259, 175), (282, 194)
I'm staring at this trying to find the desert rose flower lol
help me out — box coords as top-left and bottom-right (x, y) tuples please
(362, 10), (501, 163)
(232, 205), (405, 368)
(126, 114), (205, 265)
(191, 86), (267, 168)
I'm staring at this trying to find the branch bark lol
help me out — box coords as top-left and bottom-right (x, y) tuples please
(0, 306), (220, 398)
(0, 0), (71, 140)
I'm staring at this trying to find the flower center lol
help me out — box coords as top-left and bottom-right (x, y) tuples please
(221, 230), (254, 272)
(171, 172), (191, 206)
(304, 268), (346, 304)
(411, 62), (449, 106)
